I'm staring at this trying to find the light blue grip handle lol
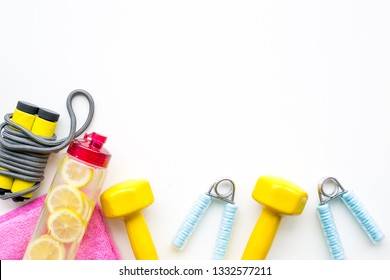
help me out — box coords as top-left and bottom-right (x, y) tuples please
(317, 203), (345, 260)
(341, 191), (384, 244)
(172, 193), (212, 250)
(213, 203), (238, 260)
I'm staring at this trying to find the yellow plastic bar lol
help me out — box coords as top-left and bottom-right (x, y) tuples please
(11, 109), (58, 199)
(0, 103), (37, 191)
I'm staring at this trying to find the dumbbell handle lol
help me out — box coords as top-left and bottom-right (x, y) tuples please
(124, 211), (158, 260)
(242, 208), (281, 260)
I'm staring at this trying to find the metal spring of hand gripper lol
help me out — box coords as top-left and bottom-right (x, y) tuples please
(316, 177), (385, 260)
(172, 178), (238, 260)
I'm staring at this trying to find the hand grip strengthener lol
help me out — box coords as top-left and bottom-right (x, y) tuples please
(316, 177), (385, 260)
(172, 178), (238, 259)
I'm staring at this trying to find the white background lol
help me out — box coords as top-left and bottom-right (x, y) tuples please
(0, 0), (389, 260)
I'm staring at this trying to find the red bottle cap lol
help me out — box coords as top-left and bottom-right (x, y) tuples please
(67, 132), (111, 168)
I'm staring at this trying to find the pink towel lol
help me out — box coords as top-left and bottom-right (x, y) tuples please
(0, 195), (121, 260)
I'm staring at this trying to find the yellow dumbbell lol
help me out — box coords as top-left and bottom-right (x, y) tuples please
(100, 179), (158, 260)
(242, 176), (308, 260)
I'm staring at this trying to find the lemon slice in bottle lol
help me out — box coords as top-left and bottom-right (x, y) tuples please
(48, 208), (85, 243)
(79, 192), (94, 222)
(61, 157), (94, 188)
(25, 234), (65, 260)
(46, 184), (84, 214)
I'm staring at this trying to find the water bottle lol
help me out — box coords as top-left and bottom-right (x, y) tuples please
(24, 132), (111, 260)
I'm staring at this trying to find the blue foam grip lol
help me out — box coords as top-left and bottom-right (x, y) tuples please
(213, 203), (238, 260)
(341, 191), (384, 244)
(172, 193), (212, 250)
(317, 203), (345, 260)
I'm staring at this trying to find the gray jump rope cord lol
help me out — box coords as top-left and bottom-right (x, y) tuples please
(0, 89), (95, 200)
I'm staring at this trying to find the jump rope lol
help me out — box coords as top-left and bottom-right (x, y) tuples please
(0, 89), (94, 201)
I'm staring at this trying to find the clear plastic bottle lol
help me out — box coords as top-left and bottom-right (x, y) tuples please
(24, 132), (111, 260)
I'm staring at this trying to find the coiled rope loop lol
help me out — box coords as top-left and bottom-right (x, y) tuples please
(0, 89), (94, 200)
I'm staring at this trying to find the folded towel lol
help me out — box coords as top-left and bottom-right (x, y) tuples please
(0, 195), (121, 260)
